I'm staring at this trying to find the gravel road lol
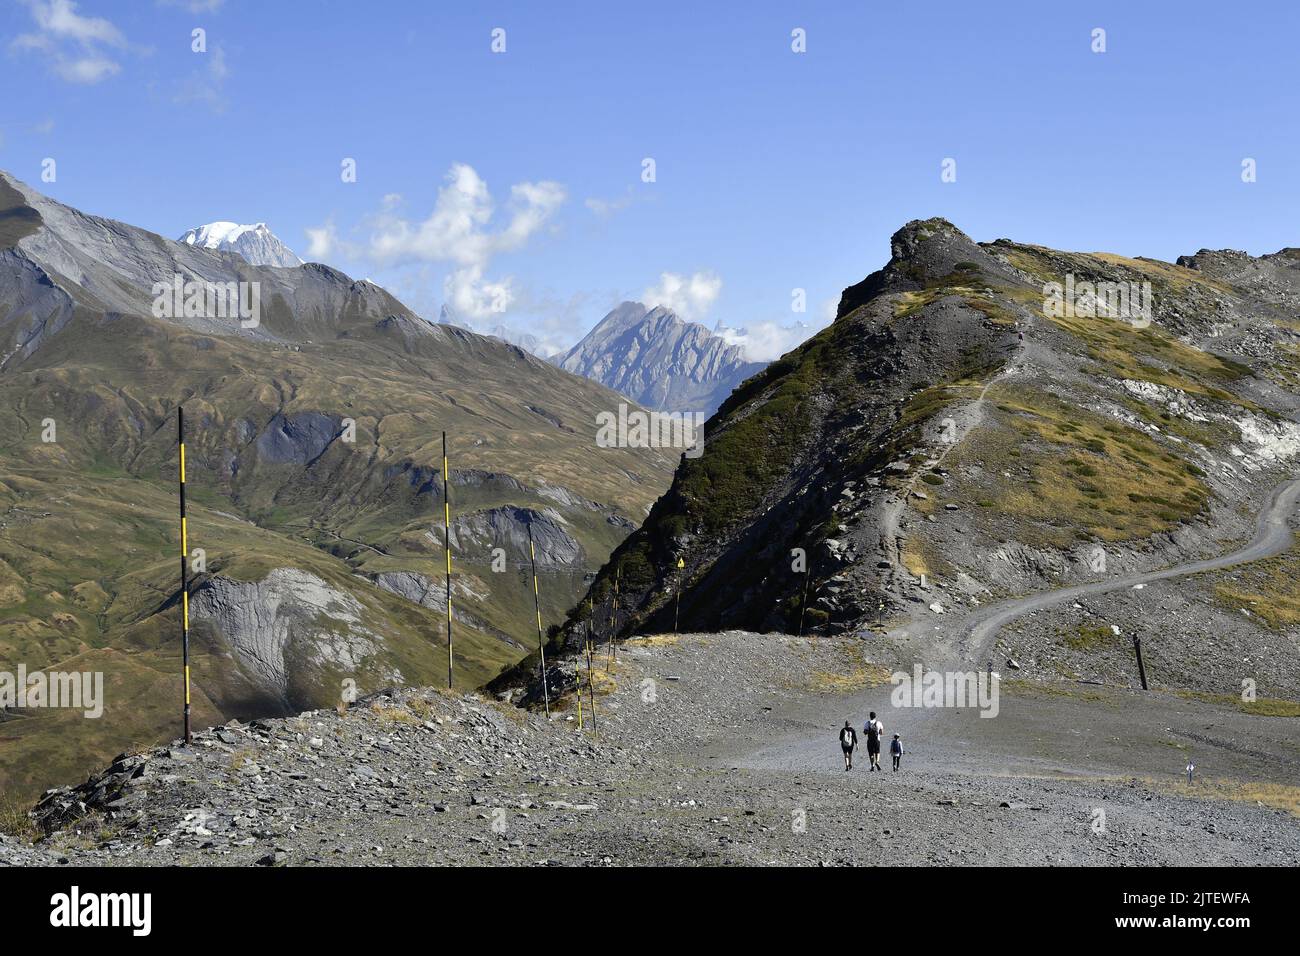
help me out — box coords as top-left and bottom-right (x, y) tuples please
(8, 631), (1294, 867)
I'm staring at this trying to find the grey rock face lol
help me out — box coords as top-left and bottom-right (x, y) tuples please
(255, 412), (341, 465)
(371, 570), (442, 608)
(190, 568), (381, 704)
(552, 301), (766, 416)
(451, 506), (584, 568)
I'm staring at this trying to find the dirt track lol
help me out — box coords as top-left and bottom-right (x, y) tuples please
(955, 477), (1300, 664)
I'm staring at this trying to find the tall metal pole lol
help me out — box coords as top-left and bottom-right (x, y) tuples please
(177, 407), (192, 745)
(442, 432), (453, 689)
(528, 520), (550, 715)
(575, 656), (583, 730)
(586, 598), (597, 737)
(610, 565), (621, 667)
(674, 556), (684, 635)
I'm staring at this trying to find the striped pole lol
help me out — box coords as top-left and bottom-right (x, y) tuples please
(674, 556), (685, 635)
(575, 656), (583, 730)
(587, 640), (598, 737)
(611, 567), (621, 665)
(608, 565), (621, 669)
(442, 432), (453, 689)
(528, 520), (550, 716)
(177, 407), (192, 745)
(586, 600), (597, 737)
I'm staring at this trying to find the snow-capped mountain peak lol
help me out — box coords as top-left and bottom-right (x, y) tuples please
(178, 221), (304, 268)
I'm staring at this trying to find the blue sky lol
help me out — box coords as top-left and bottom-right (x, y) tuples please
(2, 0), (1298, 358)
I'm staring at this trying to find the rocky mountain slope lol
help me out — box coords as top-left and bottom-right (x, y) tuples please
(179, 221), (303, 269)
(552, 302), (765, 415)
(0, 171), (674, 802)
(547, 219), (1300, 703)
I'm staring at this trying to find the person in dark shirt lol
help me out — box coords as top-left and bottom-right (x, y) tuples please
(863, 712), (885, 771)
(839, 720), (858, 771)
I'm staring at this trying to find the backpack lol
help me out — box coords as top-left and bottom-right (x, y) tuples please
(840, 728), (853, 747)
(866, 720), (880, 742)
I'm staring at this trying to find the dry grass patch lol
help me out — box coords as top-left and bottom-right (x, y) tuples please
(807, 661), (893, 694)
(1173, 688), (1300, 718)
(1212, 552), (1300, 628)
(624, 633), (681, 648)
(1000, 679), (1109, 703)
(369, 702), (420, 726)
(0, 791), (37, 840)
(584, 666), (618, 696)
(1163, 778), (1300, 818)
(987, 385), (1209, 543)
(228, 746), (259, 772)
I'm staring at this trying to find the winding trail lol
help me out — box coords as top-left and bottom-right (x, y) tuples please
(958, 476), (1300, 665)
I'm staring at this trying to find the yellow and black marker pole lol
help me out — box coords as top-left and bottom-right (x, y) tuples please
(674, 556), (685, 635)
(575, 656), (583, 730)
(586, 601), (597, 737)
(527, 520), (551, 716)
(177, 407), (192, 746)
(442, 431), (453, 689)
(608, 565), (621, 669)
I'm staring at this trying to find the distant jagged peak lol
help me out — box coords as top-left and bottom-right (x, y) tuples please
(553, 300), (764, 415)
(437, 304), (471, 328)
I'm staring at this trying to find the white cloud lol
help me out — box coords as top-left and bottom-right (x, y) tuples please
(444, 265), (513, 319)
(25, 0), (123, 44)
(364, 163), (566, 321)
(303, 220), (338, 261)
(157, 0), (225, 11)
(584, 192), (634, 218)
(495, 285), (607, 357)
(820, 294), (839, 323)
(715, 319), (825, 362)
(173, 44), (228, 111)
(55, 53), (119, 82)
(366, 164), (565, 267)
(13, 0), (128, 84)
(641, 270), (722, 321)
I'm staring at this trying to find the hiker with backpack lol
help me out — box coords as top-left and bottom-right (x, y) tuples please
(839, 720), (858, 770)
(863, 712), (885, 771)
(890, 733), (903, 771)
